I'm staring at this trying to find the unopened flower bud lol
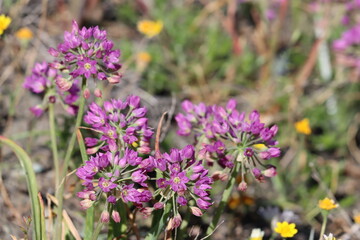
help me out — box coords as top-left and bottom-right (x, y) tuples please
(111, 210), (121, 223)
(154, 202), (164, 210)
(107, 74), (121, 84)
(167, 214), (182, 230)
(83, 88), (90, 99)
(48, 95), (56, 103)
(190, 207), (203, 217)
(94, 88), (102, 98)
(100, 211), (110, 223)
(55, 77), (72, 91)
(237, 181), (247, 191)
(80, 199), (94, 209)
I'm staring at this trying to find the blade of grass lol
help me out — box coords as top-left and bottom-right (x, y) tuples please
(0, 136), (45, 240)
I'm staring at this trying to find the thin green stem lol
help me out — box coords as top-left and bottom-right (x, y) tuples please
(92, 219), (104, 240)
(48, 103), (60, 187)
(319, 212), (328, 240)
(205, 155), (241, 236)
(54, 79), (87, 240)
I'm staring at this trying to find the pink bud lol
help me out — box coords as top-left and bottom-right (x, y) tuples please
(111, 210), (121, 223)
(237, 181), (247, 191)
(83, 88), (90, 99)
(94, 88), (102, 98)
(154, 202), (164, 210)
(80, 199), (94, 209)
(55, 77), (72, 91)
(107, 74), (121, 84)
(190, 207), (203, 217)
(100, 211), (110, 223)
(48, 47), (59, 57)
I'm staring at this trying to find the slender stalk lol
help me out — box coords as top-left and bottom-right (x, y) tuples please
(319, 212), (328, 240)
(205, 156), (241, 236)
(92, 219), (104, 240)
(54, 79), (87, 240)
(48, 103), (60, 187)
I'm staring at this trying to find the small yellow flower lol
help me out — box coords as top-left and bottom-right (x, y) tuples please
(249, 228), (264, 240)
(137, 51), (152, 63)
(318, 198), (338, 211)
(137, 20), (163, 38)
(295, 118), (311, 135)
(274, 221), (298, 238)
(0, 14), (12, 35)
(15, 27), (33, 40)
(354, 213), (360, 224)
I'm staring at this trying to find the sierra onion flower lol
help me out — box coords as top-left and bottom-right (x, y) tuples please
(76, 150), (152, 211)
(83, 95), (153, 154)
(333, 23), (360, 67)
(23, 61), (80, 117)
(176, 99), (280, 188)
(149, 145), (213, 226)
(49, 20), (122, 91)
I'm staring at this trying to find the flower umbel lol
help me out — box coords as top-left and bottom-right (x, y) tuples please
(318, 198), (338, 211)
(295, 118), (311, 135)
(137, 20), (163, 38)
(274, 221), (298, 238)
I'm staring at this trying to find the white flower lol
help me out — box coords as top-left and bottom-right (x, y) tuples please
(250, 228), (264, 240)
(323, 233), (338, 240)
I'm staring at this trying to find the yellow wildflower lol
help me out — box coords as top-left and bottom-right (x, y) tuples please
(274, 221), (298, 238)
(15, 27), (33, 40)
(249, 228), (264, 240)
(137, 20), (163, 38)
(0, 14), (11, 35)
(318, 198), (338, 211)
(354, 213), (360, 224)
(295, 118), (311, 135)
(137, 51), (152, 63)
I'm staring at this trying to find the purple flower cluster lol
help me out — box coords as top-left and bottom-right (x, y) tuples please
(23, 61), (80, 117)
(83, 95), (153, 154)
(176, 99), (280, 190)
(333, 23), (360, 70)
(333, 1), (360, 71)
(76, 150), (152, 212)
(49, 20), (122, 89)
(341, 0), (360, 26)
(148, 145), (213, 228)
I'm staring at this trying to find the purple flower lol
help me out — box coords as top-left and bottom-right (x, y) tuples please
(170, 171), (189, 192)
(74, 58), (98, 78)
(98, 177), (117, 192)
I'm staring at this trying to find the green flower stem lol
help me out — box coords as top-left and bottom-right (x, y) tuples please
(319, 212), (328, 240)
(54, 79), (87, 240)
(48, 102), (60, 187)
(205, 156), (241, 236)
(92, 219), (104, 240)
(145, 202), (172, 240)
(0, 136), (45, 240)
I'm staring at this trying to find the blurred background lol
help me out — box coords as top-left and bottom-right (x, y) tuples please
(1, 0), (360, 239)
